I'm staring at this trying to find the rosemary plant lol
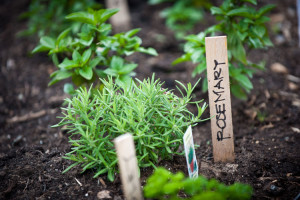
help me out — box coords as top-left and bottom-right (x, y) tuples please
(55, 75), (207, 181)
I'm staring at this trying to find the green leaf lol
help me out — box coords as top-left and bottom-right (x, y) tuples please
(111, 56), (124, 70)
(228, 33), (247, 64)
(210, 7), (223, 15)
(66, 12), (96, 25)
(32, 44), (50, 54)
(64, 83), (75, 95)
(202, 77), (208, 93)
(257, 4), (276, 17)
(82, 49), (92, 65)
(119, 64), (138, 75)
(242, 0), (257, 5)
(72, 50), (81, 63)
(107, 170), (115, 182)
(226, 7), (254, 18)
(51, 70), (72, 80)
(125, 28), (141, 37)
(40, 36), (55, 49)
(56, 28), (71, 46)
(89, 57), (101, 68)
(79, 66), (93, 80)
(59, 58), (79, 69)
(231, 84), (247, 100)
(52, 54), (59, 66)
(138, 47), (158, 56)
(252, 25), (266, 38)
(98, 9), (119, 24)
(234, 74), (253, 90)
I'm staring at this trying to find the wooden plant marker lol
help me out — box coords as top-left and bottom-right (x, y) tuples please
(105, 0), (131, 32)
(205, 36), (235, 162)
(114, 133), (143, 200)
(183, 125), (198, 178)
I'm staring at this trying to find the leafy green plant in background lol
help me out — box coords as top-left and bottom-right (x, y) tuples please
(55, 75), (207, 181)
(18, 0), (101, 37)
(32, 8), (157, 94)
(174, 0), (275, 99)
(148, 0), (211, 39)
(144, 167), (253, 200)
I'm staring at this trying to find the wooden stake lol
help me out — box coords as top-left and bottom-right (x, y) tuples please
(105, 0), (131, 32)
(205, 36), (235, 162)
(114, 133), (143, 200)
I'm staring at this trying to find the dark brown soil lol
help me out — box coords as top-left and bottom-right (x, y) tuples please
(0, 0), (299, 199)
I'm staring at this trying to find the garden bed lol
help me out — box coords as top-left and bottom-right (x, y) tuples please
(0, 0), (299, 199)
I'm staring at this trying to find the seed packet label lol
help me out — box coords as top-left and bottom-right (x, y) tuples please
(205, 36), (235, 163)
(183, 125), (198, 178)
(114, 133), (143, 200)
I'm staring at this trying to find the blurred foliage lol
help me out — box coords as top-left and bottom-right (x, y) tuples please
(18, 0), (101, 37)
(149, 0), (211, 39)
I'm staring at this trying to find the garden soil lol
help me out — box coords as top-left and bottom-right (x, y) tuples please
(0, 0), (299, 199)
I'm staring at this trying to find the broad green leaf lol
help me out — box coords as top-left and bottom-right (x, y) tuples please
(172, 54), (190, 65)
(138, 47), (158, 56)
(59, 58), (79, 69)
(98, 9), (119, 24)
(125, 28), (141, 37)
(242, 0), (257, 5)
(32, 44), (50, 54)
(229, 35), (247, 64)
(82, 49), (92, 64)
(252, 25), (266, 38)
(226, 7), (254, 18)
(210, 7), (223, 15)
(66, 12), (96, 25)
(51, 70), (72, 80)
(40, 36), (55, 49)
(255, 16), (270, 24)
(202, 77), (208, 92)
(63, 83), (75, 95)
(231, 84), (247, 100)
(103, 68), (118, 76)
(234, 73), (253, 90)
(52, 54), (59, 66)
(110, 56), (124, 70)
(56, 28), (71, 46)
(119, 64), (138, 75)
(89, 57), (102, 68)
(79, 66), (93, 80)
(72, 50), (81, 63)
(249, 37), (263, 48)
(257, 4), (276, 17)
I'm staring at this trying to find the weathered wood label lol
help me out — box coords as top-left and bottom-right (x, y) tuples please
(183, 125), (198, 178)
(105, 0), (131, 32)
(114, 133), (143, 200)
(205, 36), (235, 162)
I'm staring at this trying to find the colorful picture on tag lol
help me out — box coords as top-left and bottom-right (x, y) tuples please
(183, 125), (198, 178)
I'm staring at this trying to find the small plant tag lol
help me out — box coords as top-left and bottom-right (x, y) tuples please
(183, 125), (198, 178)
(114, 133), (143, 200)
(205, 36), (235, 162)
(105, 0), (131, 32)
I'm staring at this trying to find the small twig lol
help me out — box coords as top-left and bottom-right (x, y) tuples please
(23, 178), (29, 191)
(7, 110), (47, 124)
(75, 178), (82, 187)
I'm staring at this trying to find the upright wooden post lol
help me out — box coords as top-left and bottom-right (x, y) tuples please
(205, 36), (235, 162)
(105, 0), (131, 32)
(114, 133), (143, 200)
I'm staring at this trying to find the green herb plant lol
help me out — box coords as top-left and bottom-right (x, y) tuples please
(148, 0), (211, 39)
(32, 8), (157, 95)
(144, 167), (253, 200)
(19, 0), (101, 37)
(174, 0), (275, 99)
(55, 75), (207, 181)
